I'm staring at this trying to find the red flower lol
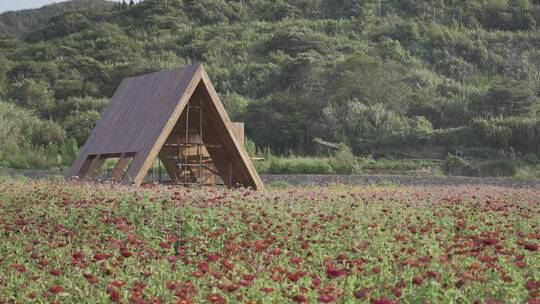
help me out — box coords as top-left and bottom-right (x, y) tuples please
(290, 256), (303, 264)
(371, 297), (398, 304)
(372, 267), (381, 274)
(83, 273), (97, 284)
(166, 255), (178, 263)
(120, 249), (133, 258)
(198, 261), (209, 272)
(221, 259), (235, 270)
(326, 266), (348, 278)
(93, 253), (112, 261)
(110, 280), (127, 287)
(159, 241), (171, 249)
(288, 270), (307, 282)
(254, 240), (268, 251)
(48, 285), (64, 294)
(11, 263), (27, 273)
(260, 287), (275, 292)
(38, 259), (49, 267)
(166, 281), (180, 290)
(427, 271), (440, 281)
(516, 261), (528, 268)
(525, 279), (537, 290)
(353, 288), (371, 300)
(106, 285), (121, 303)
(207, 293), (225, 304)
(207, 253), (219, 262)
(318, 294), (335, 303)
(524, 243), (538, 251)
(481, 238), (498, 246)
(72, 252), (85, 261)
(292, 294), (308, 303)
(49, 269), (62, 276)
(220, 284), (239, 292)
(270, 248), (282, 255)
(412, 276), (424, 285)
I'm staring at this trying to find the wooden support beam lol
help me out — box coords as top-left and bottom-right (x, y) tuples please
(231, 122), (245, 147)
(85, 155), (105, 179)
(77, 156), (95, 178)
(111, 154), (133, 180)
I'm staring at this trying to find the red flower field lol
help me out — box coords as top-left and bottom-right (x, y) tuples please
(0, 179), (539, 303)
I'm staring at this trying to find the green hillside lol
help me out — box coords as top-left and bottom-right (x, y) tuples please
(0, 0), (115, 36)
(1, 0), (540, 172)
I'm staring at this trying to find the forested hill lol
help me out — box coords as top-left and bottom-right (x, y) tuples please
(1, 0), (540, 162)
(0, 0), (115, 36)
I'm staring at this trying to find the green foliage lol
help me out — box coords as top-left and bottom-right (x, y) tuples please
(0, 140), (78, 170)
(61, 110), (101, 145)
(442, 154), (519, 177)
(244, 137), (257, 157)
(0, 0), (115, 36)
(471, 117), (540, 152)
(478, 160), (517, 177)
(477, 80), (538, 117)
(329, 143), (359, 175)
(0, 0), (540, 170)
(0, 101), (75, 169)
(7, 78), (54, 114)
(0, 101), (63, 146)
(443, 155), (475, 176)
(259, 156), (336, 175)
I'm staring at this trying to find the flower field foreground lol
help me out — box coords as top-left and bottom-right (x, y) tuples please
(0, 179), (539, 304)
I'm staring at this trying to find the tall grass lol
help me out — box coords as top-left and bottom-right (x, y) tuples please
(0, 139), (79, 170)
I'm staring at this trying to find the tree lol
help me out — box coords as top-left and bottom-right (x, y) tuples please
(121, 0), (128, 9)
(483, 81), (536, 118)
(129, 0), (135, 7)
(7, 79), (55, 115)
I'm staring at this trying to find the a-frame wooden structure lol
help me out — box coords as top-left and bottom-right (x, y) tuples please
(67, 64), (264, 190)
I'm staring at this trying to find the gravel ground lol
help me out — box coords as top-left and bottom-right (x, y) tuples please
(261, 174), (540, 188)
(2, 168), (539, 188)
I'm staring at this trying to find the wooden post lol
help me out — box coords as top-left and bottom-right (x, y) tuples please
(77, 156), (95, 178)
(231, 122), (245, 147)
(85, 155), (105, 179)
(111, 154), (133, 180)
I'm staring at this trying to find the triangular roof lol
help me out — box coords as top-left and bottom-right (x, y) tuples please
(67, 64), (264, 190)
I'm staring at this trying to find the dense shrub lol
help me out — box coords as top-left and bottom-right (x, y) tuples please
(329, 143), (359, 175)
(478, 160), (517, 177)
(443, 155), (475, 176)
(264, 157), (335, 174)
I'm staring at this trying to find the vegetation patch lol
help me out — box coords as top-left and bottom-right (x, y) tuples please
(0, 180), (538, 303)
(1, 0), (540, 171)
